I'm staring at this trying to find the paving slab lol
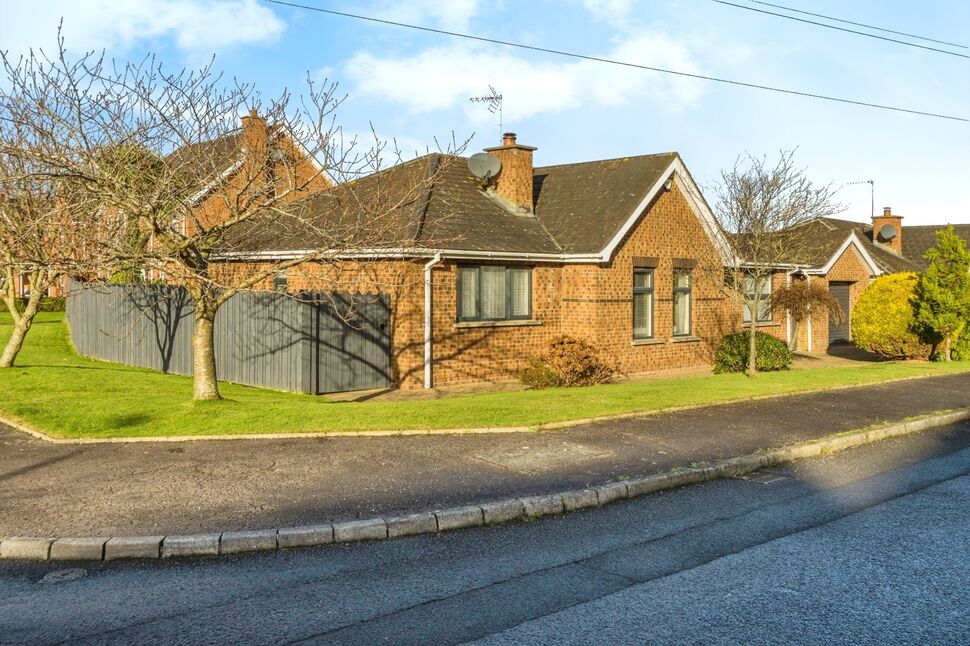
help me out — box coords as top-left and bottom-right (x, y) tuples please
(277, 524), (333, 549)
(220, 529), (278, 555)
(0, 537), (53, 560)
(161, 534), (220, 558)
(104, 536), (163, 560)
(333, 519), (387, 543)
(386, 513), (438, 538)
(49, 537), (108, 561)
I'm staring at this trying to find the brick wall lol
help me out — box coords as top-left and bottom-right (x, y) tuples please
(483, 134), (536, 213)
(217, 177), (740, 389)
(184, 125), (330, 238)
(793, 244), (873, 351)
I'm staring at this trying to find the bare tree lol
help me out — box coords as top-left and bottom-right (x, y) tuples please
(2, 37), (464, 399)
(768, 278), (844, 351)
(0, 126), (116, 367)
(715, 150), (841, 376)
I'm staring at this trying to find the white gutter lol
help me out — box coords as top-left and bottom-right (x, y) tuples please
(423, 252), (443, 390)
(214, 247), (605, 264)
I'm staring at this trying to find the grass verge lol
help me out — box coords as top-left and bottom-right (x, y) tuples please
(2, 313), (969, 439)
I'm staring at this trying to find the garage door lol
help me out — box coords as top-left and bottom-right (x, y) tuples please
(829, 282), (851, 344)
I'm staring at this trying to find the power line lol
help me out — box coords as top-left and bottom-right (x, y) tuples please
(264, 0), (967, 123)
(713, 0), (968, 59)
(748, 0), (966, 50)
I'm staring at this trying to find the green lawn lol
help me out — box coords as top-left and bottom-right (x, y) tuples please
(1, 312), (968, 439)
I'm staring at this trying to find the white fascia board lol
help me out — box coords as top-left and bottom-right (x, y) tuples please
(598, 157), (737, 266)
(188, 159), (245, 206)
(213, 247), (605, 263)
(809, 232), (883, 276)
(275, 126), (337, 186)
(739, 262), (805, 270)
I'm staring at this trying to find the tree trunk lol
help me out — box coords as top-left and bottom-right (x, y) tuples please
(0, 293), (41, 368)
(943, 334), (952, 362)
(192, 310), (221, 400)
(789, 320), (801, 351)
(747, 317), (758, 377)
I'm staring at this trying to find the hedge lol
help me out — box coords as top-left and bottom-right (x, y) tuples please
(714, 331), (793, 374)
(9, 296), (67, 313)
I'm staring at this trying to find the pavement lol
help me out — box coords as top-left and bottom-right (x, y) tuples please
(2, 420), (968, 645)
(1, 371), (969, 538)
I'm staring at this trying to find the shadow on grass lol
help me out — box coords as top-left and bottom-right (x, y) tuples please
(104, 413), (154, 430)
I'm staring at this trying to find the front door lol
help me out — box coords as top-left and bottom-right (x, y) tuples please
(829, 282), (852, 344)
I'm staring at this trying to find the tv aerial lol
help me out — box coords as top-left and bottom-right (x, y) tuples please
(846, 179), (874, 217)
(469, 85), (503, 135)
(467, 152), (501, 183)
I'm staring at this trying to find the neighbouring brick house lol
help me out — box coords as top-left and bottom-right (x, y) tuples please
(753, 211), (969, 351)
(9, 110), (330, 298)
(144, 110), (331, 281)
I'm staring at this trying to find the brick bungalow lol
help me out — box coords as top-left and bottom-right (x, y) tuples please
(220, 133), (744, 390)
(756, 211), (968, 351)
(145, 125), (966, 391)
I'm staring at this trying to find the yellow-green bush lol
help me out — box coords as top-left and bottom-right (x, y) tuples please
(852, 273), (932, 359)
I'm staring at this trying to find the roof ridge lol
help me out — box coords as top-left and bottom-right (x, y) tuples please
(533, 151), (678, 172)
(902, 222), (970, 229)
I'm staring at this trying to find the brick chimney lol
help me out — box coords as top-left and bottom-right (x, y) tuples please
(872, 206), (903, 255)
(239, 108), (268, 181)
(483, 132), (537, 214)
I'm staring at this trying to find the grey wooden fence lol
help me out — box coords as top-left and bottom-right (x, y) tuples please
(66, 283), (391, 394)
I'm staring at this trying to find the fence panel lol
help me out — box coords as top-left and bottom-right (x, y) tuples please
(316, 293), (392, 394)
(67, 283), (391, 394)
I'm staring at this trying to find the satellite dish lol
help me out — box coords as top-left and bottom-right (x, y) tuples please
(468, 153), (501, 181)
(879, 224), (897, 241)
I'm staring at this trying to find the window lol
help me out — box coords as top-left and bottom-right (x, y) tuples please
(673, 269), (692, 336)
(742, 275), (772, 323)
(273, 271), (288, 292)
(633, 269), (654, 339)
(457, 265), (532, 322)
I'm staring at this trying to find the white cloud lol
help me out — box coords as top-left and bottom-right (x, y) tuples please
(344, 32), (705, 125)
(0, 0), (285, 58)
(579, 0), (638, 27)
(371, 0), (484, 31)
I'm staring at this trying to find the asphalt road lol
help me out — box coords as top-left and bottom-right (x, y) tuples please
(4, 371), (970, 537)
(2, 422), (969, 645)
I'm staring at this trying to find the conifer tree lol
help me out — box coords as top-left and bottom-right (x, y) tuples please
(915, 226), (970, 361)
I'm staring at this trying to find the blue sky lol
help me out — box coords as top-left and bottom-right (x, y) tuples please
(2, 0), (967, 225)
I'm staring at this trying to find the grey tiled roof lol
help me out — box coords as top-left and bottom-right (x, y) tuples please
(228, 152), (681, 256)
(533, 153), (678, 253)
(751, 218), (919, 275)
(794, 217), (970, 275)
(899, 224), (970, 271)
